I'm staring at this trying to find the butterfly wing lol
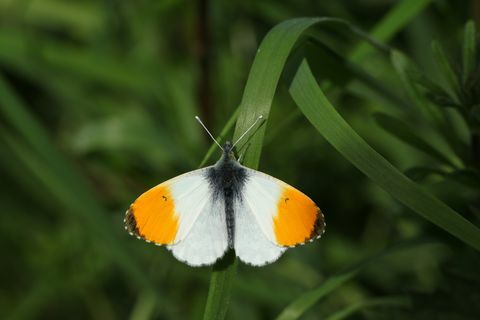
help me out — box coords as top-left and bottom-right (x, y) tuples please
(124, 167), (229, 266)
(234, 197), (286, 266)
(234, 167), (325, 263)
(167, 195), (228, 266)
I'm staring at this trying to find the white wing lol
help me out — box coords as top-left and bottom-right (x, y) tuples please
(239, 167), (325, 248)
(234, 198), (286, 266)
(168, 194), (228, 266)
(124, 166), (229, 266)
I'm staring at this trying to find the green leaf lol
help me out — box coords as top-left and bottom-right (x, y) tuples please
(431, 40), (461, 103)
(204, 9), (446, 318)
(276, 240), (433, 320)
(289, 59), (480, 251)
(350, 0), (434, 62)
(390, 50), (434, 114)
(203, 17), (330, 320)
(462, 20), (476, 84)
(373, 112), (455, 166)
(325, 296), (410, 320)
(390, 50), (467, 166)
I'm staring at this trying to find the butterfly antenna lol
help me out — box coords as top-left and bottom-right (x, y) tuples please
(195, 116), (224, 151)
(232, 115), (264, 149)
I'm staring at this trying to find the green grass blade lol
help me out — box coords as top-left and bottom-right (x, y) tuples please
(203, 252), (238, 320)
(390, 50), (467, 165)
(203, 18), (326, 320)
(462, 20), (476, 84)
(373, 112), (456, 166)
(350, 0), (433, 62)
(232, 18), (325, 168)
(276, 240), (433, 320)
(289, 59), (480, 250)
(431, 40), (461, 102)
(325, 296), (410, 320)
(204, 11), (436, 318)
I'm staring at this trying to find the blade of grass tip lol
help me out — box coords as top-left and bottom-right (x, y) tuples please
(275, 239), (434, 320)
(325, 296), (410, 320)
(431, 40), (461, 103)
(349, 0), (434, 63)
(289, 59), (480, 251)
(128, 290), (157, 320)
(462, 20), (476, 85)
(203, 17), (332, 320)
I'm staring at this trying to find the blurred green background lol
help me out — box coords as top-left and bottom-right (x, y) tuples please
(1, 0), (480, 319)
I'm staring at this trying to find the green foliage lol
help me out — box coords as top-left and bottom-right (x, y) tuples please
(1, 1), (479, 320)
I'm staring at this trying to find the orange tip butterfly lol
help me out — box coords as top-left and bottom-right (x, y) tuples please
(124, 116), (325, 266)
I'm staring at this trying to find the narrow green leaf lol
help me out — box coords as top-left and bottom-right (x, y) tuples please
(203, 252), (238, 320)
(462, 20), (476, 84)
(204, 12), (445, 318)
(276, 240), (433, 320)
(203, 17), (327, 320)
(390, 50), (467, 166)
(289, 59), (480, 251)
(350, 0), (433, 62)
(373, 112), (455, 166)
(431, 40), (461, 102)
(390, 50), (434, 114)
(325, 296), (410, 320)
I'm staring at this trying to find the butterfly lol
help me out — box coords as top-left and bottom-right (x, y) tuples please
(124, 115), (325, 266)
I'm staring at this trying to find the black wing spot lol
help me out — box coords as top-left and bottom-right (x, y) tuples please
(162, 195), (168, 201)
(284, 197), (290, 204)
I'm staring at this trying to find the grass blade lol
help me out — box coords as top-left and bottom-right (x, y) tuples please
(204, 11), (438, 318)
(203, 17), (327, 320)
(462, 20), (476, 84)
(431, 40), (461, 102)
(325, 296), (410, 320)
(289, 59), (480, 250)
(373, 112), (456, 166)
(350, 0), (434, 62)
(276, 240), (433, 320)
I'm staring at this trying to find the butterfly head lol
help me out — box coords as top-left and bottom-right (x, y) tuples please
(222, 141), (236, 159)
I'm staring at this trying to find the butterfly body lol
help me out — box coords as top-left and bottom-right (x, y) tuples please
(206, 142), (247, 248)
(125, 141), (325, 266)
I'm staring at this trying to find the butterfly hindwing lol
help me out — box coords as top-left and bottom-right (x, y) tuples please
(168, 195), (228, 266)
(234, 198), (286, 266)
(239, 167), (325, 248)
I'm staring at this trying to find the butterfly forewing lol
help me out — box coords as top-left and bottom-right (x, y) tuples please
(239, 167), (325, 248)
(125, 168), (212, 245)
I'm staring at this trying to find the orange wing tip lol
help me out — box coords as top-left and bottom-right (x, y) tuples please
(124, 185), (179, 245)
(273, 187), (326, 247)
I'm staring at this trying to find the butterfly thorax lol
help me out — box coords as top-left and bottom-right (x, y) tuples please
(206, 143), (248, 248)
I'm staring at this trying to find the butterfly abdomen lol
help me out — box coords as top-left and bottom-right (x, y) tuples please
(207, 158), (248, 248)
